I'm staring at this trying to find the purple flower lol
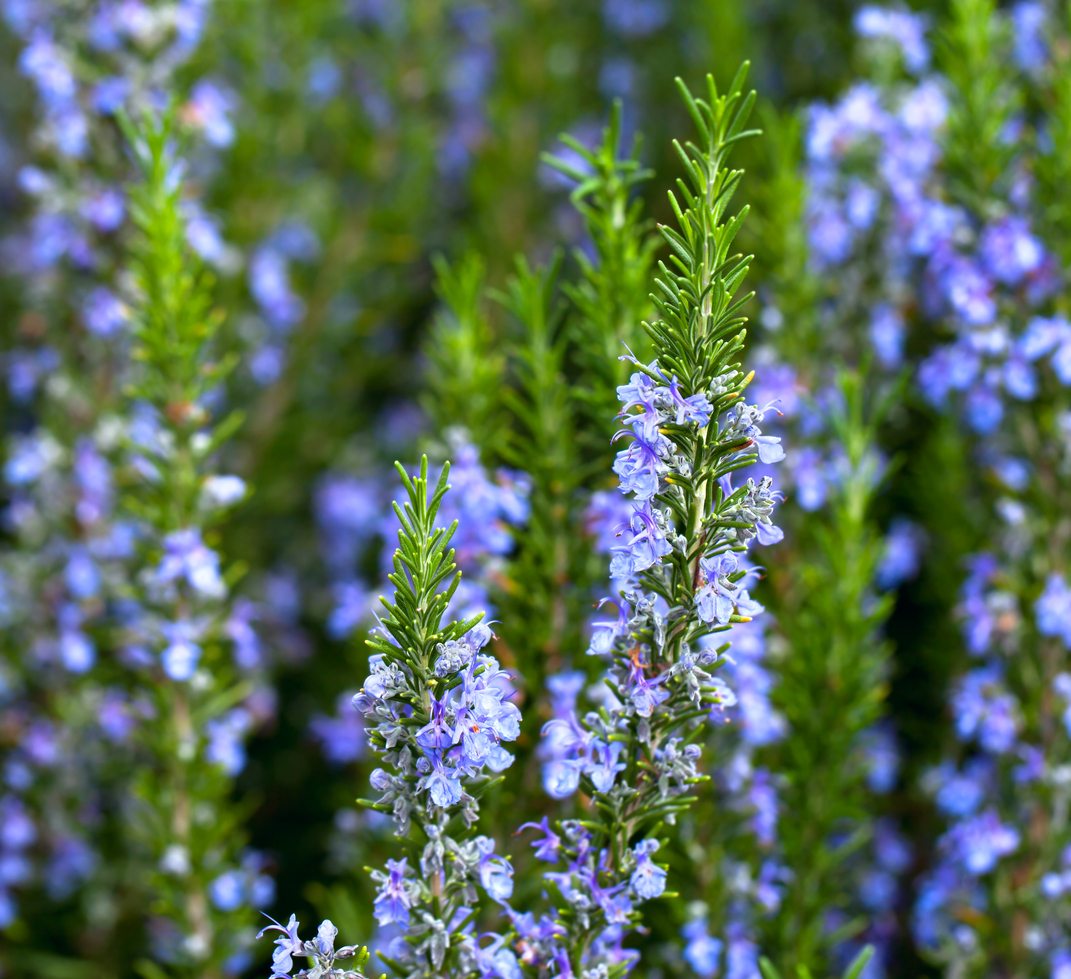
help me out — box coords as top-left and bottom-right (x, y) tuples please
(952, 667), (1020, 753)
(155, 528), (225, 598)
(939, 253), (996, 326)
(519, 817), (561, 862)
(876, 519), (925, 589)
(256, 914), (304, 977)
(587, 739), (626, 792)
(372, 858), (415, 927)
(980, 216), (1044, 286)
(206, 710), (252, 775)
(855, 6), (930, 73)
(625, 655), (669, 717)
(603, 0), (668, 38)
(790, 447), (829, 511)
(476, 838), (514, 903)
(629, 839), (666, 899)
(609, 503), (673, 580)
(311, 693), (365, 765)
(421, 760), (463, 808)
(929, 760), (990, 817)
(1012, 2), (1048, 71)
(1037, 574), (1071, 646)
(666, 376), (713, 425)
(182, 79), (235, 148)
(696, 553), (761, 625)
(83, 287), (128, 336)
(870, 302), (906, 367)
(250, 246), (304, 329)
(944, 810), (1020, 874)
(210, 870), (245, 911)
(683, 918), (722, 976)
(19, 32), (76, 106)
(613, 435), (668, 501)
(160, 620), (203, 681)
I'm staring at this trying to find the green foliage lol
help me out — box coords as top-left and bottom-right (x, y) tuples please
(764, 372), (895, 973)
(544, 103), (658, 444)
(748, 105), (822, 363)
(493, 255), (593, 694)
(426, 254), (505, 447)
(939, 0), (1021, 209)
(760, 944), (875, 979)
(1034, 4), (1071, 268)
(366, 457), (481, 676)
(121, 111), (240, 531)
(649, 70), (758, 388)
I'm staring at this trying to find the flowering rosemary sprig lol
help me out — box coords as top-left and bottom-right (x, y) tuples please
(120, 113), (257, 974)
(354, 458), (522, 976)
(528, 67), (785, 973)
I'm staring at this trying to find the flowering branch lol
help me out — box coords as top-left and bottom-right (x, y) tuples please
(120, 112), (258, 975)
(259, 459), (523, 978)
(524, 66), (787, 974)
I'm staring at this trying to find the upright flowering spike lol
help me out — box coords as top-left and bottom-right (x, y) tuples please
(525, 67), (785, 974)
(351, 459), (522, 976)
(119, 113), (265, 973)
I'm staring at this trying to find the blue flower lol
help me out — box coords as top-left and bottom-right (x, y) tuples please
(683, 918), (722, 976)
(372, 858), (415, 927)
(256, 914), (303, 977)
(612, 435), (668, 501)
(979, 216), (1044, 287)
(209, 870), (244, 912)
(854, 6), (930, 73)
(943, 810), (1020, 875)
(625, 654), (669, 717)
(416, 696), (456, 752)
(869, 303), (905, 368)
(587, 739), (626, 792)
(420, 760), (463, 809)
(696, 553), (762, 625)
(629, 839), (666, 899)
(155, 528), (225, 599)
(938, 253), (996, 326)
(519, 817), (561, 862)
(1037, 574), (1071, 646)
(471, 933), (523, 979)
(476, 838), (514, 903)
(160, 620), (203, 681)
(609, 503), (673, 580)
(952, 667), (1020, 754)
(82, 286), (128, 336)
(1012, 2), (1049, 70)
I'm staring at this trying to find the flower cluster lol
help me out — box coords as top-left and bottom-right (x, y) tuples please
(358, 622), (520, 822)
(106, 117), (270, 972)
(350, 460), (522, 975)
(801, 3), (1071, 974)
(258, 916), (378, 979)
